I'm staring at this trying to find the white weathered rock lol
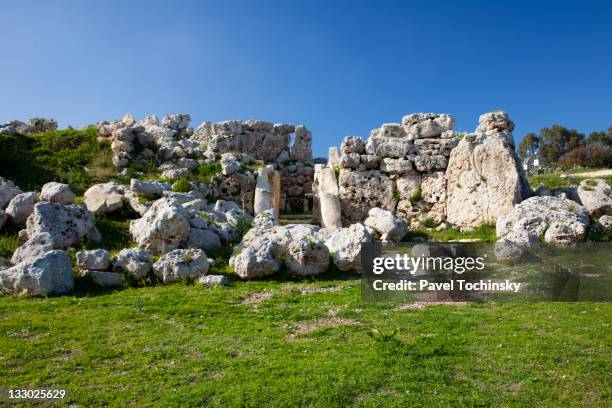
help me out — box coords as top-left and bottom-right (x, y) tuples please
(6, 192), (38, 226)
(26, 202), (94, 249)
(0, 182), (23, 209)
(321, 223), (372, 271)
(11, 232), (54, 264)
(364, 207), (408, 242)
(129, 198), (191, 255)
(365, 136), (415, 158)
(290, 125), (312, 162)
(232, 237), (282, 279)
(338, 170), (397, 224)
(199, 274), (228, 286)
(402, 113), (454, 138)
(446, 131), (530, 227)
(82, 270), (124, 287)
(254, 165), (275, 215)
(187, 228), (222, 252)
(576, 179), (612, 217)
(112, 248), (153, 279)
(475, 111), (515, 134)
(0, 250), (74, 296)
(496, 196), (590, 244)
(153, 248), (209, 284)
(284, 235), (329, 275)
(597, 215), (612, 233)
(76, 249), (111, 271)
(328, 147), (341, 166)
(380, 158), (414, 175)
(341, 136), (366, 154)
(162, 113), (191, 130)
(84, 182), (125, 214)
(314, 165), (342, 229)
(130, 179), (171, 199)
(220, 153), (241, 176)
(39, 182), (75, 205)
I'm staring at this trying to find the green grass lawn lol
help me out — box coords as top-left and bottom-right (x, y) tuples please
(528, 171), (612, 190)
(0, 274), (610, 407)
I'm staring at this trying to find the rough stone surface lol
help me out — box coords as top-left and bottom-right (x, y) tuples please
(84, 182), (125, 214)
(82, 270), (124, 287)
(6, 192), (38, 226)
(40, 182), (75, 205)
(284, 235), (329, 276)
(496, 196), (590, 244)
(0, 250), (74, 296)
(199, 274), (228, 286)
(11, 232), (54, 264)
(130, 179), (171, 199)
(314, 165), (342, 229)
(76, 249), (111, 271)
(320, 223), (372, 271)
(597, 215), (612, 233)
(254, 165), (275, 215)
(576, 179), (612, 217)
(338, 170), (396, 224)
(153, 248), (209, 284)
(129, 198), (191, 255)
(446, 132), (530, 227)
(26, 202), (94, 249)
(364, 207), (408, 241)
(0, 179), (23, 209)
(187, 228), (222, 252)
(112, 248), (153, 279)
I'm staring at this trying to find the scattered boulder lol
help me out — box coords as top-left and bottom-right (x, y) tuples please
(81, 270), (125, 287)
(364, 207), (408, 242)
(596, 215), (612, 234)
(199, 274), (229, 286)
(6, 192), (38, 226)
(320, 223), (372, 271)
(76, 249), (111, 271)
(112, 248), (153, 279)
(231, 237), (282, 279)
(26, 202), (95, 249)
(11, 232), (55, 264)
(153, 248), (209, 284)
(0, 182), (23, 209)
(84, 182), (125, 214)
(129, 198), (191, 255)
(576, 179), (612, 217)
(187, 228), (222, 252)
(0, 250), (74, 296)
(496, 196), (590, 244)
(130, 179), (171, 199)
(39, 182), (75, 205)
(220, 153), (241, 176)
(284, 235), (329, 276)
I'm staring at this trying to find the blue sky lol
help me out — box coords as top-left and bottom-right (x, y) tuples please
(1, 0), (611, 157)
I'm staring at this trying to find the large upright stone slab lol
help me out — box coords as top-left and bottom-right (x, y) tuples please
(314, 165), (342, 229)
(254, 165), (275, 215)
(446, 113), (530, 227)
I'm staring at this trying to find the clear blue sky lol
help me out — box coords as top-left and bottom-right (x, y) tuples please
(1, 0), (611, 157)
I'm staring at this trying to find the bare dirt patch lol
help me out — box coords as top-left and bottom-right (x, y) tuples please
(297, 285), (342, 295)
(291, 317), (359, 336)
(395, 301), (468, 310)
(570, 169), (612, 178)
(240, 291), (273, 304)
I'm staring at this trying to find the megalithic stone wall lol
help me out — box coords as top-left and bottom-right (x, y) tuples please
(333, 111), (531, 228)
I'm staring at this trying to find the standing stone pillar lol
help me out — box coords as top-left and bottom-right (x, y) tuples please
(272, 170), (281, 216)
(328, 147), (340, 166)
(315, 165), (342, 229)
(254, 165), (281, 216)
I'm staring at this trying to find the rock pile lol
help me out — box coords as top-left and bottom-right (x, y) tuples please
(0, 118), (57, 134)
(336, 113), (458, 226)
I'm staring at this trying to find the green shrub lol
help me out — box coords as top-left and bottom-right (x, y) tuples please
(195, 162), (222, 183)
(172, 178), (191, 193)
(409, 188), (422, 203)
(235, 216), (253, 240)
(421, 217), (435, 228)
(393, 190), (401, 200)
